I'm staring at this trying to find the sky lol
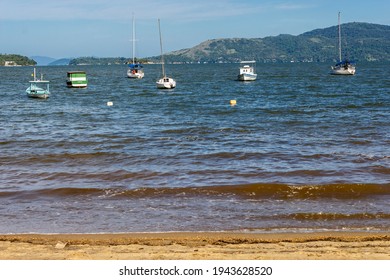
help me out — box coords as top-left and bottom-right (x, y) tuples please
(0, 0), (389, 59)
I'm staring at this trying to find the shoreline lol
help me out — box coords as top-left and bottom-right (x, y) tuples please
(1, 231), (389, 260)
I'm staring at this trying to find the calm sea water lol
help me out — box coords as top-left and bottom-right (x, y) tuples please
(0, 63), (389, 233)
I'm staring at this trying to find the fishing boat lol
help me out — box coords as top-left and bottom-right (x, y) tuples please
(331, 12), (356, 75)
(26, 68), (50, 99)
(66, 71), (88, 88)
(238, 61), (257, 81)
(127, 15), (144, 79)
(156, 19), (176, 89)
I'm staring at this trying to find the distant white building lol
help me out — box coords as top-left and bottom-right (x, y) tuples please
(4, 61), (19, 66)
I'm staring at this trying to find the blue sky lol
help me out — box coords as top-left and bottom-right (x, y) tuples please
(1, 0), (389, 58)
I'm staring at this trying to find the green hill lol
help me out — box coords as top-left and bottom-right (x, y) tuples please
(63, 22), (390, 65)
(158, 22), (390, 63)
(0, 54), (36, 66)
(49, 58), (72, 66)
(69, 57), (129, 65)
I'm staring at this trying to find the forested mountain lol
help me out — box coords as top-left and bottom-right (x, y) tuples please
(30, 56), (57, 66)
(159, 22), (390, 63)
(68, 56), (150, 65)
(68, 57), (129, 65)
(0, 54), (36, 66)
(52, 22), (390, 65)
(49, 58), (72, 66)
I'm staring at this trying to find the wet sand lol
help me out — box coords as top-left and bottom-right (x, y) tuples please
(1, 232), (389, 260)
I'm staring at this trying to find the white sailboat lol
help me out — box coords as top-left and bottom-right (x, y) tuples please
(331, 12), (356, 75)
(127, 15), (144, 79)
(238, 61), (257, 81)
(156, 19), (176, 89)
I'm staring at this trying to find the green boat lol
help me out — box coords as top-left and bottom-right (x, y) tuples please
(66, 71), (88, 88)
(26, 68), (50, 99)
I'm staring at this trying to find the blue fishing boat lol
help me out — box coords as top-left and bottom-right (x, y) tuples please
(26, 68), (50, 99)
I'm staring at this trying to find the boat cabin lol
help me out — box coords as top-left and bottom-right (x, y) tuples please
(240, 65), (254, 75)
(66, 71), (88, 88)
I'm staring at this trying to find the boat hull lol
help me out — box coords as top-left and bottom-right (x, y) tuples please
(156, 77), (176, 89)
(26, 83), (50, 99)
(127, 69), (144, 79)
(66, 82), (87, 88)
(238, 73), (258, 81)
(331, 66), (356, 75)
(27, 93), (50, 99)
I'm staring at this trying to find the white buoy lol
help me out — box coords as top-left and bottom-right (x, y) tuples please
(107, 101), (113, 106)
(230, 100), (237, 106)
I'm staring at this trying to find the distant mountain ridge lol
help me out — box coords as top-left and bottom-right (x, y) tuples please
(69, 57), (129, 65)
(49, 58), (72, 66)
(63, 22), (390, 65)
(30, 56), (57, 66)
(30, 56), (72, 66)
(159, 22), (390, 63)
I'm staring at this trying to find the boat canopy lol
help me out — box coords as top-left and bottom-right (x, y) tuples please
(129, 63), (143, 69)
(67, 71), (86, 74)
(29, 80), (50, 84)
(240, 60), (256, 64)
(335, 59), (355, 66)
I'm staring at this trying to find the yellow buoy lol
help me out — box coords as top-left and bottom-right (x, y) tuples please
(230, 100), (237, 106)
(107, 101), (113, 106)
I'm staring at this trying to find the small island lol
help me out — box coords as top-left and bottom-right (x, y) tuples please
(0, 54), (36, 66)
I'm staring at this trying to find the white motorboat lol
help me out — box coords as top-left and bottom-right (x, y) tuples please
(238, 61), (257, 81)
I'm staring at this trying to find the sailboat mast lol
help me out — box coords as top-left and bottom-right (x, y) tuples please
(338, 12), (342, 62)
(132, 14), (135, 65)
(158, 19), (165, 77)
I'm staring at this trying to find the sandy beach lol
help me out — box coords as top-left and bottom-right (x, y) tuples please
(0, 232), (389, 260)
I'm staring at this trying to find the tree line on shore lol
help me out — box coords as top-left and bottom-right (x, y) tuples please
(0, 54), (36, 66)
(3, 22), (389, 66)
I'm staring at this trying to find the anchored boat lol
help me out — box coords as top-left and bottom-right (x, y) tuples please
(66, 71), (88, 88)
(331, 12), (356, 75)
(26, 68), (50, 99)
(238, 61), (257, 81)
(156, 19), (176, 89)
(127, 15), (144, 79)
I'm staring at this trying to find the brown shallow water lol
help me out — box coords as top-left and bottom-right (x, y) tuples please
(0, 63), (389, 233)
